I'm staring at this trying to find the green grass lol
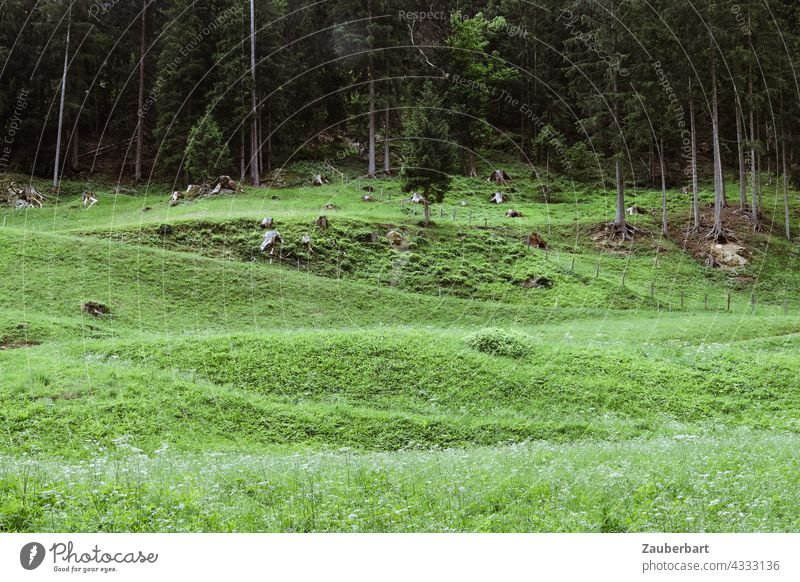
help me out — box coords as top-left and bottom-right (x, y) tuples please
(0, 164), (799, 532)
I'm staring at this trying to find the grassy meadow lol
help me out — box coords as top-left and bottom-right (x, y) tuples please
(1, 164), (799, 532)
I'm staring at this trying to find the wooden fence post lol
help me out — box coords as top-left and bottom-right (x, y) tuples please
(727, 292), (731, 311)
(595, 263), (600, 278)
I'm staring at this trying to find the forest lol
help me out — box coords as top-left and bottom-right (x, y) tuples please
(1, 0), (798, 241)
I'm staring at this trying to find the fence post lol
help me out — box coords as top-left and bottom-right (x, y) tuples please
(751, 294), (756, 315)
(680, 290), (684, 308)
(649, 282), (654, 298)
(595, 263), (600, 278)
(704, 293), (708, 310)
(727, 292), (731, 311)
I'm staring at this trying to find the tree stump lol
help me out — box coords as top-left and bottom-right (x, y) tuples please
(489, 192), (505, 204)
(487, 169), (511, 184)
(505, 209), (522, 218)
(260, 217), (274, 229)
(315, 215), (329, 230)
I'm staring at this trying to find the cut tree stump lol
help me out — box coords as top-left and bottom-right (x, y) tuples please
(315, 215), (329, 230)
(489, 192), (506, 204)
(487, 169), (511, 184)
(527, 231), (548, 249)
(82, 302), (111, 317)
(260, 230), (283, 254)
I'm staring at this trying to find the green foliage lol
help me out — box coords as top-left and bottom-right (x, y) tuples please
(184, 114), (233, 181)
(465, 328), (531, 358)
(401, 83), (453, 202)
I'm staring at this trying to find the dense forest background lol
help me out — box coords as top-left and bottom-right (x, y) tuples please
(1, 1), (799, 209)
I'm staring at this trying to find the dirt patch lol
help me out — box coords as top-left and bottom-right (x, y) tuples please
(0, 338), (40, 350)
(670, 205), (757, 269)
(82, 302), (111, 317)
(521, 276), (554, 289)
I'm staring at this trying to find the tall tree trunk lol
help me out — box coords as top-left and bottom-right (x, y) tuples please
(249, 0), (259, 186)
(239, 130), (245, 182)
(258, 102), (263, 175)
(267, 109), (272, 172)
(783, 136), (790, 240)
(614, 158), (626, 227)
(134, 0), (146, 182)
(383, 107), (390, 174)
(689, 78), (700, 230)
(367, 71), (376, 178)
(71, 122), (79, 171)
(709, 37), (726, 240)
(660, 139), (668, 237)
(736, 105), (747, 211)
(423, 200), (430, 227)
(465, 150), (477, 177)
(53, 8), (71, 189)
(749, 96), (760, 228)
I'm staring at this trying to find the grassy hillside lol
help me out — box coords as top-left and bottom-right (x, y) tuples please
(1, 167), (799, 532)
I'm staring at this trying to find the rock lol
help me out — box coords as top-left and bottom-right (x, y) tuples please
(311, 174), (329, 186)
(260, 217), (274, 229)
(709, 242), (748, 268)
(626, 205), (647, 215)
(362, 194), (375, 202)
(506, 209), (522, 218)
(410, 192), (426, 204)
(489, 192), (505, 204)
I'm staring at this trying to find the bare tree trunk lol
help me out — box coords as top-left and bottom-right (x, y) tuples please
(660, 139), (668, 237)
(383, 107), (390, 174)
(258, 102), (263, 175)
(367, 73), (376, 178)
(249, 0), (259, 186)
(709, 37), (726, 240)
(267, 108), (272, 172)
(53, 8), (71, 189)
(783, 136), (790, 240)
(689, 78), (700, 230)
(71, 122), (79, 171)
(614, 158), (626, 227)
(736, 105), (747, 210)
(239, 130), (245, 182)
(465, 150), (477, 177)
(749, 105), (760, 227)
(134, 0), (146, 182)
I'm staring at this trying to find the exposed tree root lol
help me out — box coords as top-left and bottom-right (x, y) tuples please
(705, 224), (734, 243)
